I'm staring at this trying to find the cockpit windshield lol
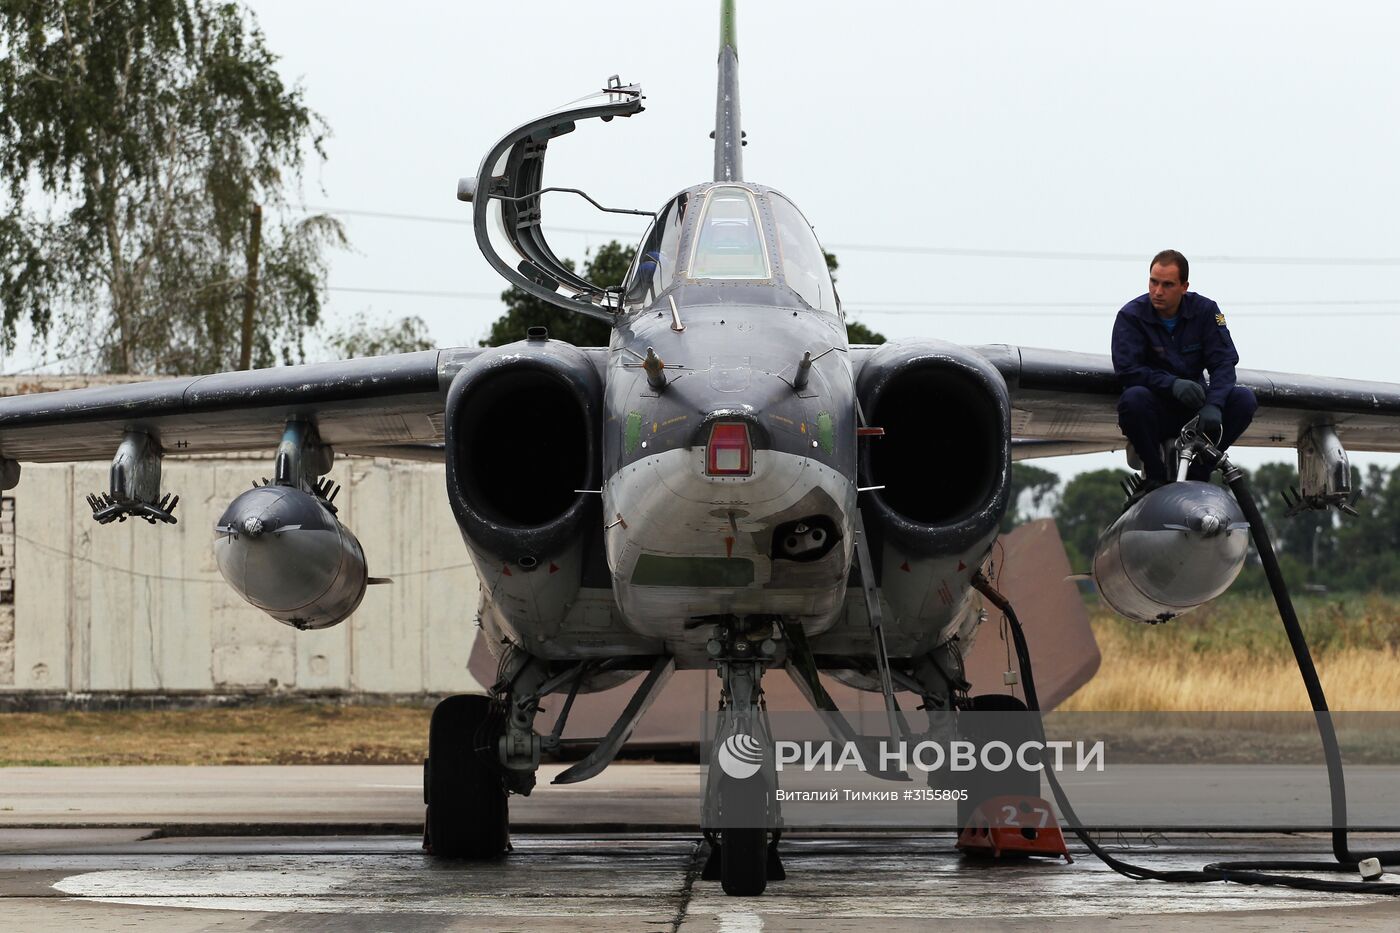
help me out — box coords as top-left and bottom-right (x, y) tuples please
(622, 185), (837, 312)
(623, 194), (689, 309)
(688, 186), (771, 280)
(769, 193), (837, 312)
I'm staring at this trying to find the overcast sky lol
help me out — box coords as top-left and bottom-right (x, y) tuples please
(212, 2), (1400, 478)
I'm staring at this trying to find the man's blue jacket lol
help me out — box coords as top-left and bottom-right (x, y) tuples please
(1110, 292), (1240, 407)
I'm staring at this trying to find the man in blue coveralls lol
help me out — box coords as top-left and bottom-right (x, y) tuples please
(1112, 250), (1257, 494)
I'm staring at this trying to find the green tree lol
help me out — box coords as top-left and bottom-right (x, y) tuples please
(1244, 462), (1337, 576)
(481, 242), (888, 347)
(0, 1), (342, 374)
(481, 242), (634, 347)
(1009, 458), (1400, 595)
(1224, 461), (1400, 592)
(845, 319), (887, 345)
(1329, 464), (1400, 591)
(824, 249), (885, 345)
(1000, 463), (1060, 533)
(325, 312), (434, 359)
(1053, 468), (1131, 570)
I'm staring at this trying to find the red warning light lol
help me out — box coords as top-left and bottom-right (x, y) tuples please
(706, 422), (752, 476)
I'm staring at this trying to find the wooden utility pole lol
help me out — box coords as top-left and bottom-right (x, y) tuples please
(239, 203), (263, 370)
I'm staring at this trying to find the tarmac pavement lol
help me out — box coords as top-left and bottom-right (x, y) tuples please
(1, 765), (1399, 930)
(0, 762), (698, 832)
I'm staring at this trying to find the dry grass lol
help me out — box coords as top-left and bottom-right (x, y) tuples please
(1061, 594), (1400, 711)
(1061, 640), (1400, 711)
(0, 704), (431, 766)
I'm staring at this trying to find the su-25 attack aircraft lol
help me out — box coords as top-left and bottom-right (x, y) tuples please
(6, 0), (1400, 898)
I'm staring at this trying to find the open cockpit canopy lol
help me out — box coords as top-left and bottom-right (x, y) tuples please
(461, 77), (648, 324)
(461, 77), (838, 326)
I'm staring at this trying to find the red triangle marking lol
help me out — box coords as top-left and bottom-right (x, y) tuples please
(548, 562), (559, 574)
(957, 560), (966, 571)
(900, 561), (911, 572)
(502, 564), (512, 577)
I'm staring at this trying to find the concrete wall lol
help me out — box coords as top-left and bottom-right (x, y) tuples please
(0, 455), (483, 697)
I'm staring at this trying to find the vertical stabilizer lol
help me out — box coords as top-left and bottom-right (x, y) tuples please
(713, 0), (742, 182)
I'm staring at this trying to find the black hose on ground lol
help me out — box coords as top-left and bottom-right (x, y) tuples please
(1214, 463), (1400, 874)
(973, 469), (1400, 896)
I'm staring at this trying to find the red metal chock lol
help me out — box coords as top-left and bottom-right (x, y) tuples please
(956, 794), (1072, 864)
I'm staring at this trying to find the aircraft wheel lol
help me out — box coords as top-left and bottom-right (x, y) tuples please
(423, 694), (509, 859)
(720, 827), (769, 896)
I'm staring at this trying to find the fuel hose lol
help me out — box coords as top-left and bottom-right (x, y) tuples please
(974, 466), (1400, 893)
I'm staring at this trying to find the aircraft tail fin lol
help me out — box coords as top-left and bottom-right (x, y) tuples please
(713, 0), (742, 182)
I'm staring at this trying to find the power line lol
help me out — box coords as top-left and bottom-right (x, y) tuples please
(2, 350), (102, 376)
(308, 204), (1400, 316)
(303, 205), (644, 239)
(832, 244), (1400, 266)
(301, 204), (1400, 266)
(307, 206), (474, 227)
(323, 283), (1400, 318)
(848, 298), (1400, 309)
(329, 285), (501, 301)
(846, 308), (1400, 319)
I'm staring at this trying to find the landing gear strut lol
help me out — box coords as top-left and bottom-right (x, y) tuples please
(701, 619), (785, 896)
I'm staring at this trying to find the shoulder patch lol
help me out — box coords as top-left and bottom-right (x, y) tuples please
(1215, 312), (1226, 326)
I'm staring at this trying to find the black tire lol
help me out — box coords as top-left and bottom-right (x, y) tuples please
(720, 827), (768, 896)
(423, 694), (509, 859)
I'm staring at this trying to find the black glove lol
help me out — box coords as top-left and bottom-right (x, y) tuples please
(1197, 403), (1222, 436)
(1171, 379), (1206, 409)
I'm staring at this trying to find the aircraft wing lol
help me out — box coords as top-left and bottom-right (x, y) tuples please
(0, 348), (480, 464)
(8, 340), (1396, 465)
(975, 344), (1400, 457)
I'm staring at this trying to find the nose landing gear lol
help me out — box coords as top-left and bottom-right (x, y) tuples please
(701, 618), (785, 896)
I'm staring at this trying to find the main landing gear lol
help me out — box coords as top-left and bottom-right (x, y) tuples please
(423, 649), (675, 861)
(422, 694), (510, 858)
(423, 649), (547, 860)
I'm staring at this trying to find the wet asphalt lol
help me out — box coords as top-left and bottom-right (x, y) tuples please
(1, 766), (1399, 930)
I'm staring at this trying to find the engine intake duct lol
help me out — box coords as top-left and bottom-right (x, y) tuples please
(445, 339), (602, 561)
(855, 340), (1011, 556)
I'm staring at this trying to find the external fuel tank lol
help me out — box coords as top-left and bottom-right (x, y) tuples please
(214, 484), (369, 630)
(1092, 480), (1249, 624)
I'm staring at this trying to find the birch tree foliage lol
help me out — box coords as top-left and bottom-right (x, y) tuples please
(0, 0), (343, 374)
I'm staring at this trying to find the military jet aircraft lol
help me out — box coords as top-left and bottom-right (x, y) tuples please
(5, 0), (1400, 898)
